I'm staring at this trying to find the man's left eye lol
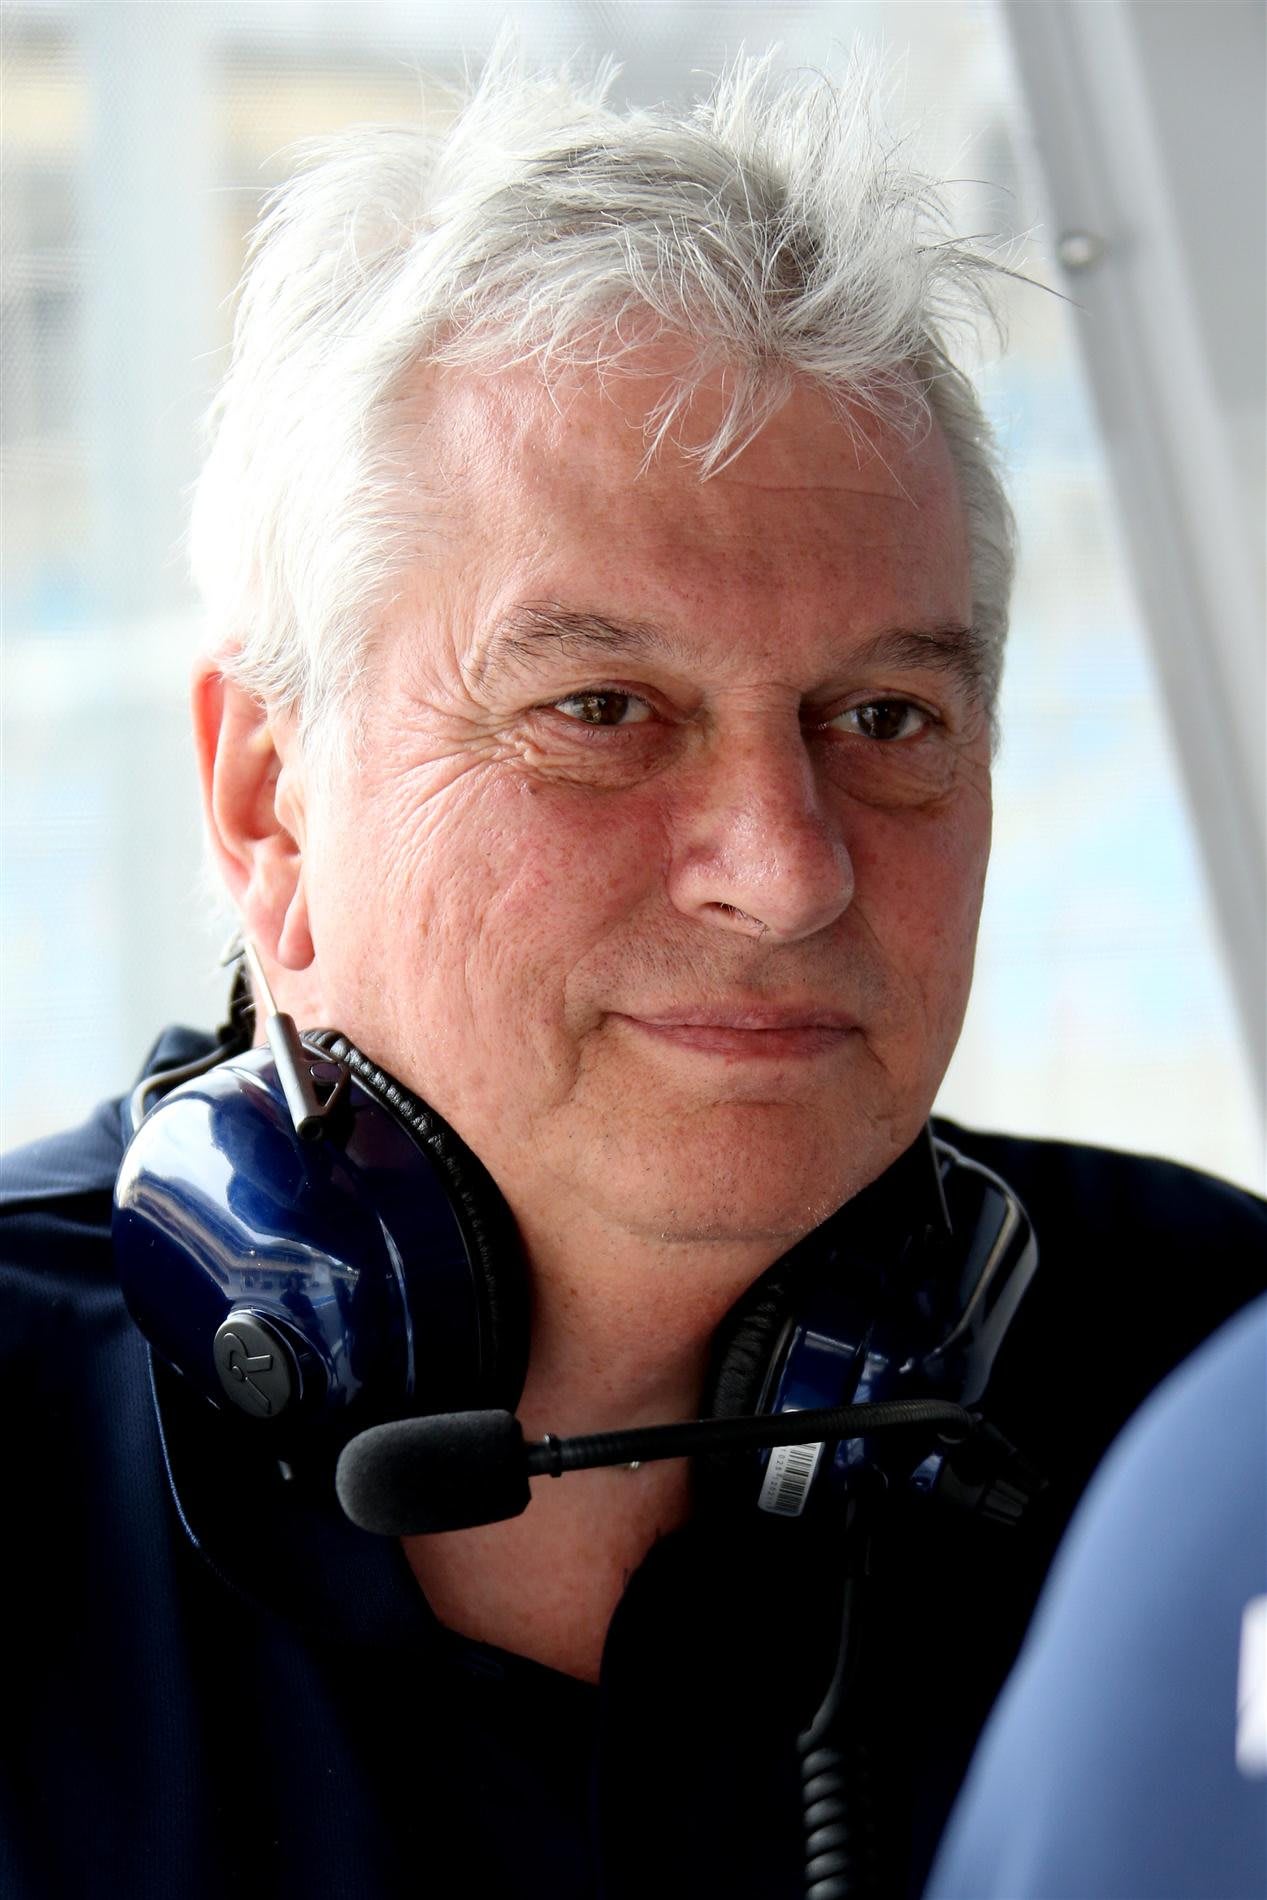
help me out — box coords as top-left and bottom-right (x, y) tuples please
(830, 700), (929, 742)
(552, 691), (652, 727)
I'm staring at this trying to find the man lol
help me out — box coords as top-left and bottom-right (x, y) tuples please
(3, 54), (1264, 1900)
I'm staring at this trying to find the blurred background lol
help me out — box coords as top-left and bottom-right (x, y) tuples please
(3, 0), (1263, 1189)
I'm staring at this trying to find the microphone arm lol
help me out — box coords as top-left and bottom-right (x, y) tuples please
(335, 1397), (974, 1536)
(525, 1397), (969, 1477)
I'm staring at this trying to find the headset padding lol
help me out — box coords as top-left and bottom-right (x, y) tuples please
(702, 1198), (860, 1421)
(705, 1261), (804, 1423)
(307, 1031), (530, 1413)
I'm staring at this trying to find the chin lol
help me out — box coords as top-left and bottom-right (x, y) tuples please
(598, 1096), (915, 1248)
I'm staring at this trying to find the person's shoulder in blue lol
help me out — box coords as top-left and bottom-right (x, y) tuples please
(925, 1291), (1267, 1900)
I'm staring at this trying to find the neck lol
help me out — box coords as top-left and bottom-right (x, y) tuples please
(402, 1209), (791, 1683)
(518, 1176), (814, 1417)
(518, 1213), (782, 1432)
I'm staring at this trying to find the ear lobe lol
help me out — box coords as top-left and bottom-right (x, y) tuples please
(191, 664), (314, 971)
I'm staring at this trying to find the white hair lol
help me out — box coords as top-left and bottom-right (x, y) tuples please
(189, 49), (1016, 753)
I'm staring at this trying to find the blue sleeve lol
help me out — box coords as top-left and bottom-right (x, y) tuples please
(925, 1294), (1267, 1900)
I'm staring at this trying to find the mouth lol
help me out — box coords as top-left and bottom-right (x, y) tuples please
(613, 1005), (861, 1061)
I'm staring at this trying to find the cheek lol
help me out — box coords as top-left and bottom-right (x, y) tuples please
(408, 778), (671, 1121)
(469, 777), (666, 937)
(350, 770), (669, 1043)
(848, 791), (991, 1008)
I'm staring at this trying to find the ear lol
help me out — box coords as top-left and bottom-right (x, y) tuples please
(192, 663), (314, 970)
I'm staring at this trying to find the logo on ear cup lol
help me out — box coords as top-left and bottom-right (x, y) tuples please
(213, 1312), (296, 1418)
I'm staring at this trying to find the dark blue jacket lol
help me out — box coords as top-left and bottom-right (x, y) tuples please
(3, 1027), (1265, 1900)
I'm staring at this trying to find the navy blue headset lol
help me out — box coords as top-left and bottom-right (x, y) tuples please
(112, 956), (1038, 1528)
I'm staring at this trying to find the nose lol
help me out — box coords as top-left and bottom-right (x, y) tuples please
(667, 716), (855, 942)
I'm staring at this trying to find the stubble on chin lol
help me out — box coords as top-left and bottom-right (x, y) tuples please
(535, 1076), (916, 1254)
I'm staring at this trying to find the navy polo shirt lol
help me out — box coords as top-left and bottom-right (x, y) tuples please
(3, 1026), (1265, 1899)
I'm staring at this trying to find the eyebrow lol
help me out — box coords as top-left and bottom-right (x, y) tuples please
(468, 602), (989, 701)
(465, 604), (667, 693)
(851, 624), (992, 702)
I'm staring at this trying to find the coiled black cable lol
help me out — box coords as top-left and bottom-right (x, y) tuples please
(799, 1732), (878, 1900)
(796, 1526), (883, 1900)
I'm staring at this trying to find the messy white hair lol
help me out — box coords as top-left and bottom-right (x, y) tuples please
(189, 49), (1015, 754)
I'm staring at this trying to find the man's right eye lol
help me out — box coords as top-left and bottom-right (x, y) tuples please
(551, 691), (653, 727)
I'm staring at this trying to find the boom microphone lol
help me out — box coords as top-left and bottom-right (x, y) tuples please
(334, 1398), (975, 1535)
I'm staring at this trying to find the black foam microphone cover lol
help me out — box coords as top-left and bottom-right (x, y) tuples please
(336, 1410), (532, 1535)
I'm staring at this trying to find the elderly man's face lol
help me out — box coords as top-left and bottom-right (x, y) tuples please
(289, 364), (990, 1249)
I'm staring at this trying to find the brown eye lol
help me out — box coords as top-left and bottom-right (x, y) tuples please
(834, 700), (928, 742)
(553, 691), (651, 727)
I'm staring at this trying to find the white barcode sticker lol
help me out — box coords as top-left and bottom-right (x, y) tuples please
(758, 1440), (824, 1517)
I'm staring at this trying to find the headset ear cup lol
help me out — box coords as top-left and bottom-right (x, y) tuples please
(695, 1260), (806, 1512)
(699, 1194), (878, 1510)
(308, 1031), (530, 1413)
(702, 1194), (861, 1424)
(705, 1130), (950, 1426)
